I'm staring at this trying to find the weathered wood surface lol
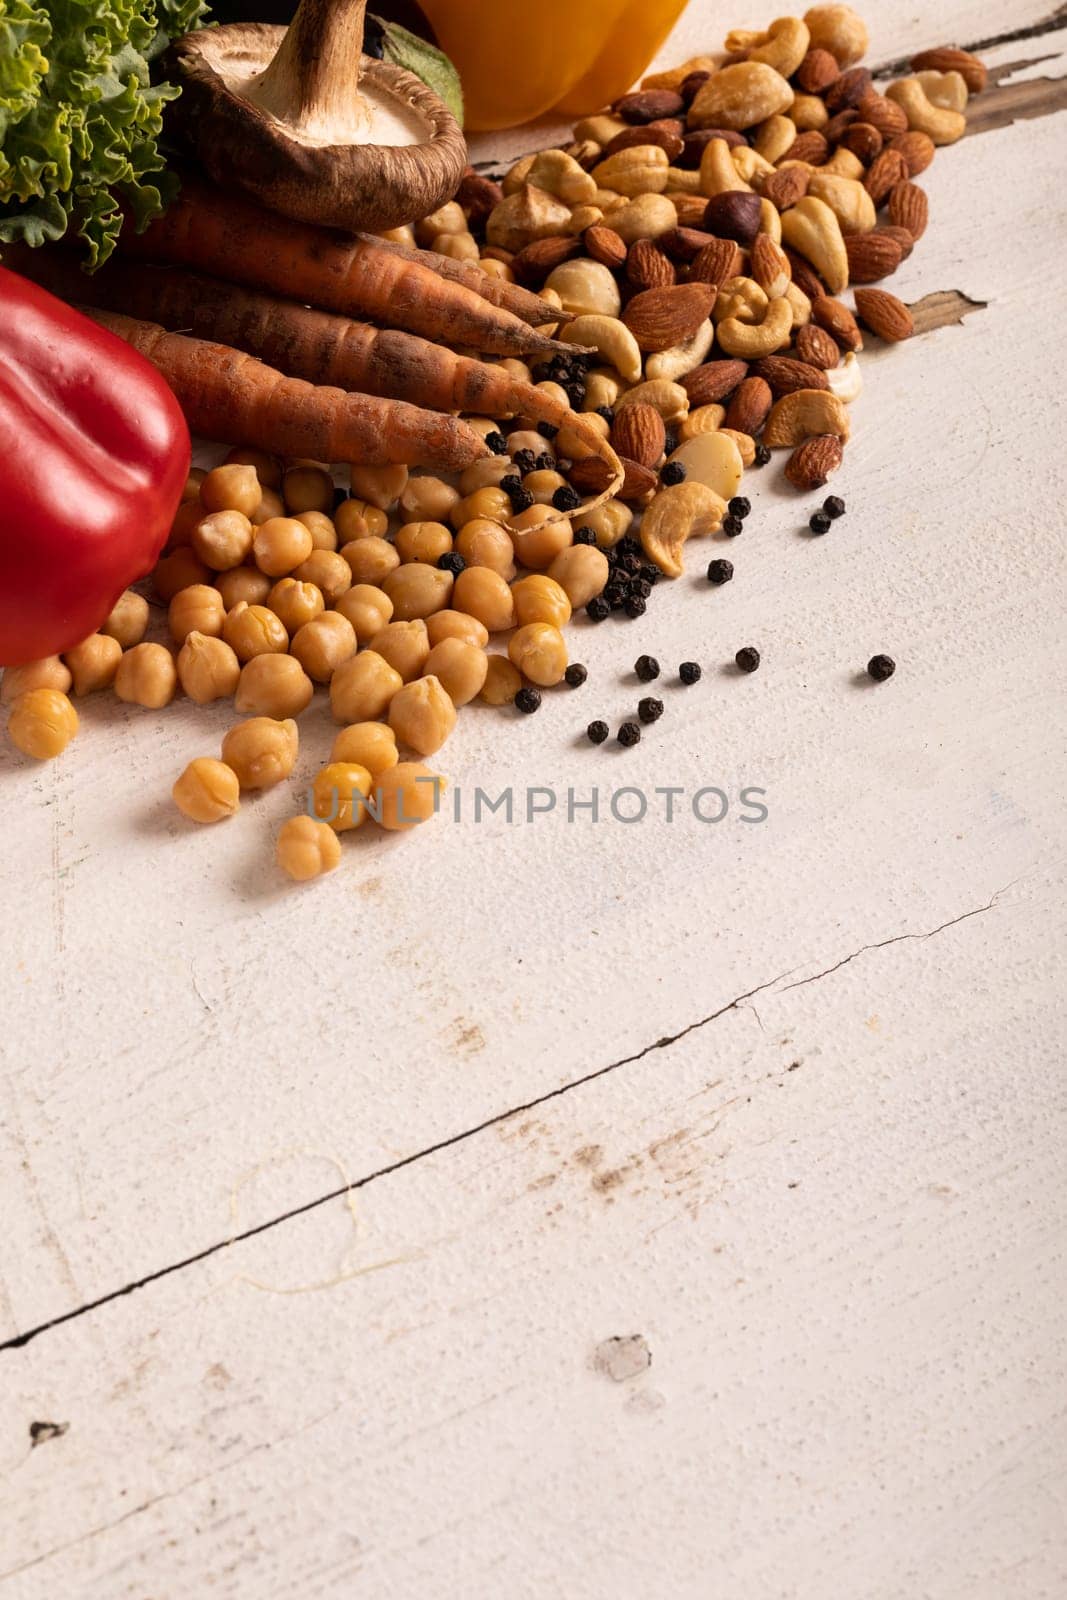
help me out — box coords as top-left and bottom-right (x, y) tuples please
(1, 4), (1065, 1596)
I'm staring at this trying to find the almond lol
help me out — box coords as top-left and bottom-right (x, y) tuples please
(610, 403), (666, 469)
(659, 226), (717, 262)
(615, 456), (660, 502)
(681, 127), (747, 166)
(752, 356), (830, 398)
(626, 239), (676, 290)
(853, 287), (914, 342)
(750, 234), (791, 297)
(602, 124), (685, 163)
(794, 324), (841, 370)
(795, 47), (840, 94)
(812, 295), (863, 352)
(839, 121), (883, 163)
(887, 180), (928, 239)
(875, 223), (915, 261)
(889, 130), (936, 177)
(679, 70), (713, 105)
(615, 88), (685, 124)
(824, 66), (873, 113)
(787, 131), (829, 166)
(689, 237), (742, 286)
(762, 165), (810, 212)
(909, 46), (988, 94)
(783, 248), (826, 303)
(567, 457), (615, 496)
(703, 191), (762, 245)
(682, 359), (749, 406)
(672, 195), (714, 228)
(763, 389), (851, 448)
(844, 231), (902, 283)
(856, 91), (909, 138)
(622, 282), (715, 352)
(511, 235), (582, 285)
(784, 434), (843, 490)
(455, 170), (503, 227)
(822, 109), (859, 145)
(583, 225), (627, 269)
(723, 376), (772, 435)
(864, 148), (909, 204)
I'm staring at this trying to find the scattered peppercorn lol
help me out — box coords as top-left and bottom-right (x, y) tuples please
(485, 431), (508, 455)
(509, 487), (534, 513)
(638, 696), (663, 724)
(754, 443), (771, 467)
(823, 495), (846, 519)
(867, 653), (896, 681)
(595, 405), (615, 426)
(564, 663), (587, 687)
(679, 661), (701, 685)
(586, 596), (610, 622)
(630, 577), (652, 599)
(735, 647), (760, 673)
(573, 526), (597, 545)
(707, 558), (734, 585)
(635, 654), (660, 682)
(537, 421), (558, 440)
(661, 462), (686, 486)
(514, 686), (542, 714)
(663, 428), (678, 455)
(513, 448), (538, 474)
(552, 485), (582, 513)
(535, 452), (555, 472)
(500, 473), (522, 496)
(624, 595), (646, 618)
(617, 721), (641, 747)
(437, 551), (466, 574)
(587, 719), (609, 744)
(639, 564), (660, 586)
(728, 496), (751, 519)
(722, 514), (744, 538)
(808, 510), (831, 535)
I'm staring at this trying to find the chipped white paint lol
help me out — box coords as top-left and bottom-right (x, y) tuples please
(1, 5), (1066, 1596)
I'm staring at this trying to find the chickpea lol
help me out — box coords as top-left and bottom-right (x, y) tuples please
(276, 815), (342, 881)
(511, 574), (572, 629)
(388, 674), (456, 756)
(225, 447), (281, 490)
(395, 521), (453, 565)
(451, 486), (511, 529)
(508, 505), (572, 572)
(223, 602), (289, 662)
(267, 578), (324, 634)
(423, 638), (488, 707)
(7, 688), (78, 759)
(370, 619), (431, 683)
(172, 757), (240, 823)
(291, 549), (351, 605)
(399, 475), (460, 525)
(235, 654), (314, 718)
(548, 544), (610, 608)
(508, 428), (552, 461)
(432, 230), (479, 262)
(373, 761), (444, 831)
(454, 519), (515, 579)
(340, 536), (400, 586)
(463, 416), (501, 441)
(215, 565), (272, 609)
(177, 632), (241, 705)
(498, 358), (532, 384)
(416, 201), (466, 241)
(508, 622), (568, 686)
(573, 497), (632, 549)
(64, 633), (121, 695)
(479, 654), (522, 706)
(330, 721), (398, 776)
(522, 468), (568, 507)
(283, 464), (334, 515)
(251, 487), (286, 525)
(182, 467), (207, 502)
(426, 610), (489, 649)
(114, 642), (178, 708)
(295, 510), (338, 551)
(290, 611), (357, 683)
(199, 463), (261, 518)
(192, 509), (254, 571)
(311, 761), (373, 832)
(221, 716), (298, 790)
(169, 583), (226, 644)
(381, 564), (453, 622)
(336, 499), (388, 541)
(168, 500), (202, 549)
(333, 583), (394, 644)
(452, 567), (515, 632)
(459, 456), (515, 497)
(155, 548), (211, 603)
(2, 655), (71, 704)
(101, 590), (149, 650)
(253, 516), (315, 578)
(479, 258), (514, 282)
(350, 463), (408, 511)
(330, 650), (402, 724)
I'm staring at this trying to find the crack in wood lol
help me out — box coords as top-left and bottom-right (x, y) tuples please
(876, 3), (1067, 74)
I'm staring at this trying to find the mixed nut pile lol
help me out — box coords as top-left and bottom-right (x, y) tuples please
(1, 7), (987, 881)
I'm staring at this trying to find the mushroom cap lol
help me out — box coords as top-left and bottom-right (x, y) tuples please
(169, 24), (466, 234)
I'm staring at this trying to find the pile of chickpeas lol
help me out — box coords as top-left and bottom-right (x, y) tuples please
(2, 431), (614, 882)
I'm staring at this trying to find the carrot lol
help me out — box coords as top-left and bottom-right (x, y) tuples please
(120, 174), (578, 361)
(360, 235), (572, 329)
(85, 311), (489, 473)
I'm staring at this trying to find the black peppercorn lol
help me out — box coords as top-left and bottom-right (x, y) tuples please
(635, 654), (660, 682)
(509, 487), (534, 513)
(754, 443), (771, 467)
(823, 495), (846, 519)
(707, 558), (734, 585)
(617, 721), (641, 747)
(722, 514), (744, 538)
(808, 510), (831, 535)
(639, 564), (660, 585)
(513, 448), (538, 475)
(485, 431), (508, 455)
(573, 525), (597, 545)
(618, 537), (641, 558)
(605, 584), (627, 609)
(679, 661), (701, 685)
(515, 687), (542, 713)
(564, 663), (587, 687)
(552, 485), (582, 513)
(437, 552), (465, 574)
(638, 696), (663, 724)
(728, 496), (751, 518)
(735, 646), (760, 673)
(537, 421), (558, 440)
(586, 596), (610, 622)
(596, 405), (615, 426)
(630, 577), (652, 599)
(587, 719), (609, 744)
(500, 473), (522, 496)
(867, 653), (896, 681)
(624, 595), (646, 618)
(535, 452), (555, 472)
(661, 461), (686, 486)
(663, 428), (678, 454)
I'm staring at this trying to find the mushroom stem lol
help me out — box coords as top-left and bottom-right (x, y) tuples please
(246, 0), (370, 132)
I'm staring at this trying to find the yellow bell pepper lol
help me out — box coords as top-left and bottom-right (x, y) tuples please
(419, 0), (688, 131)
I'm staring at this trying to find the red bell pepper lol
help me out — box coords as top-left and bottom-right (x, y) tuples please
(0, 265), (190, 667)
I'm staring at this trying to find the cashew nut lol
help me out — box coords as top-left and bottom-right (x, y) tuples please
(720, 428), (756, 466)
(526, 149), (598, 206)
(571, 114), (628, 146)
(803, 5), (869, 67)
(789, 92), (830, 130)
(678, 403), (726, 440)
(763, 387), (851, 447)
(785, 281), (813, 327)
(734, 146), (776, 186)
(545, 259), (621, 319)
(886, 76), (966, 144)
(592, 145), (670, 198)
(728, 16), (811, 79)
(639, 482), (726, 577)
(826, 350), (862, 402)
(759, 198), (783, 244)
(502, 153), (537, 195)
(689, 61), (794, 131)
(642, 54), (719, 93)
(716, 296), (794, 358)
(754, 113), (797, 164)
(645, 318), (715, 382)
(915, 68), (969, 112)
(610, 193), (678, 244)
(583, 368), (625, 412)
(700, 136), (752, 197)
(780, 194), (849, 294)
(560, 314), (643, 384)
(566, 205), (604, 236)
(807, 171), (876, 234)
(713, 276), (769, 326)
(817, 147), (865, 180)
(615, 379), (690, 424)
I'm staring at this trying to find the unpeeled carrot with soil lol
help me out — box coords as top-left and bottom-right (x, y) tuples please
(119, 175), (577, 361)
(86, 311), (489, 473)
(360, 235), (570, 328)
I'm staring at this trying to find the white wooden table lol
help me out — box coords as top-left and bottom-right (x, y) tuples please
(2, 4), (1065, 1594)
